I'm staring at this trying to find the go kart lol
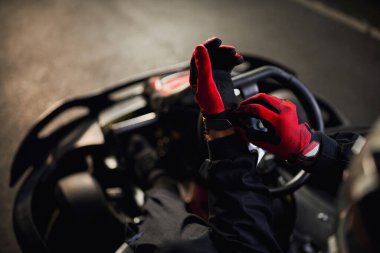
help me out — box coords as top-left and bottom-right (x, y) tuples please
(10, 54), (368, 253)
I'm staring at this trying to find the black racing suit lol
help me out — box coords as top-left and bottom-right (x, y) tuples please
(123, 131), (360, 253)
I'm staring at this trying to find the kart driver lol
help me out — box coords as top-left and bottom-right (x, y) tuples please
(120, 38), (360, 253)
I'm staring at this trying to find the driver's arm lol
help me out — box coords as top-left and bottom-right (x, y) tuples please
(188, 38), (282, 253)
(235, 93), (361, 193)
(297, 131), (361, 193)
(203, 128), (282, 253)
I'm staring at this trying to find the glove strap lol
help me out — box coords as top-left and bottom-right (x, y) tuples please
(203, 118), (233, 130)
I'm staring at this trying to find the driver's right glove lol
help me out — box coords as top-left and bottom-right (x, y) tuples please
(234, 93), (321, 164)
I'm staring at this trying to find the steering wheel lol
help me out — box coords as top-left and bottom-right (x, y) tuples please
(200, 66), (324, 197)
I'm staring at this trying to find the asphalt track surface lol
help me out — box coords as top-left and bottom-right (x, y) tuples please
(1, 0), (379, 252)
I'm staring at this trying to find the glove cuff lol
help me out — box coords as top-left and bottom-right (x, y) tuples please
(289, 131), (321, 166)
(204, 118), (233, 130)
(203, 111), (233, 130)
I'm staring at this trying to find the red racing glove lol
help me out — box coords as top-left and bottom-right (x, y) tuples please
(190, 37), (244, 130)
(234, 93), (320, 163)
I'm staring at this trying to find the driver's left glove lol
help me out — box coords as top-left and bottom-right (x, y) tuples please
(234, 93), (321, 164)
(190, 37), (244, 130)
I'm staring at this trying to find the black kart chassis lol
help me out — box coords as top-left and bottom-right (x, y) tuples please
(11, 55), (340, 252)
